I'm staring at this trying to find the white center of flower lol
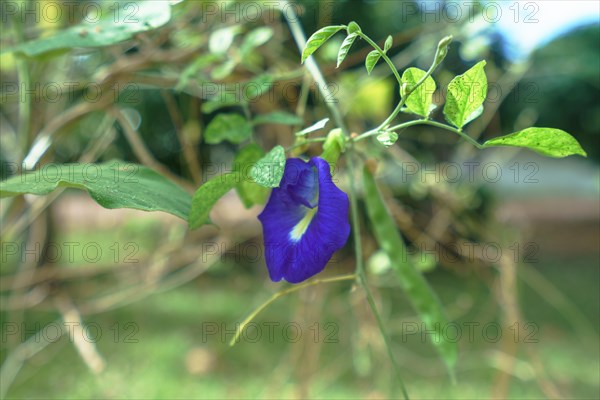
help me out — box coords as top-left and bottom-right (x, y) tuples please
(289, 207), (317, 242)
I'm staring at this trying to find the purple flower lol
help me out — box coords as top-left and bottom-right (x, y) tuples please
(258, 157), (350, 283)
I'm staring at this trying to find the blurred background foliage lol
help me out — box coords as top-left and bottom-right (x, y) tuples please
(0, 0), (598, 399)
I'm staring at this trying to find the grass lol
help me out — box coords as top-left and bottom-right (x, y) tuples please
(1, 221), (598, 399)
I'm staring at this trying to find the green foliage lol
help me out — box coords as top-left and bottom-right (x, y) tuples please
(384, 35), (393, 52)
(209, 25), (240, 54)
(250, 145), (286, 188)
(362, 167), (457, 377)
(347, 21), (362, 34)
(295, 118), (330, 137)
(402, 68), (437, 118)
(321, 128), (346, 164)
(301, 25), (344, 63)
(0, 161), (191, 219)
(188, 173), (238, 229)
(434, 35), (453, 65)
(376, 131), (398, 147)
(234, 144), (270, 208)
(365, 50), (381, 75)
(443, 60), (488, 129)
(337, 33), (358, 67)
(240, 27), (274, 54)
(483, 127), (587, 158)
(252, 112), (303, 126)
(1, 7), (593, 400)
(3, 2), (171, 56)
(205, 114), (252, 144)
(244, 75), (273, 98)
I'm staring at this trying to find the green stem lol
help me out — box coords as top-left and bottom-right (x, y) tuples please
(354, 119), (483, 149)
(363, 36), (452, 138)
(12, 13), (31, 155)
(356, 32), (402, 86)
(360, 273), (410, 399)
(339, 29), (412, 400)
(283, 10), (410, 399)
(229, 274), (356, 346)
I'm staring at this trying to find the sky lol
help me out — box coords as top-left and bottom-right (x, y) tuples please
(416, 0), (600, 60)
(493, 0), (600, 60)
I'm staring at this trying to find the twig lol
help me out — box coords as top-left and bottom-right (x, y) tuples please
(282, 6), (410, 399)
(54, 293), (106, 374)
(160, 90), (202, 184)
(0, 319), (62, 400)
(109, 106), (194, 191)
(230, 274), (356, 346)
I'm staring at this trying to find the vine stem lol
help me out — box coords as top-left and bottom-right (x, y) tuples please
(229, 274), (356, 346)
(12, 13), (31, 155)
(362, 35), (453, 138)
(354, 118), (484, 149)
(283, 6), (410, 399)
(356, 32), (402, 86)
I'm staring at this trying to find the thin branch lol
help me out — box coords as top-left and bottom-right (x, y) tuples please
(282, 6), (410, 399)
(109, 106), (194, 191)
(160, 90), (202, 184)
(230, 274), (356, 346)
(54, 293), (106, 374)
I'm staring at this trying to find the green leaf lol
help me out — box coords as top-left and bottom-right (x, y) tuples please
(365, 50), (381, 75)
(176, 53), (220, 91)
(0, 161), (191, 220)
(209, 25), (240, 54)
(202, 98), (241, 114)
(233, 144), (270, 208)
(482, 127), (587, 158)
(295, 118), (329, 137)
(376, 131), (398, 147)
(463, 105), (484, 126)
(205, 114), (252, 144)
(384, 35), (393, 52)
(244, 74), (273, 99)
(301, 25), (344, 63)
(210, 59), (237, 80)
(252, 111), (303, 126)
(3, 2), (171, 56)
(443, 60), (487, 129)
(336, 33), (358, 68)
(188, 173), (238, 229)
(250, 145), (286, 188)
(402, 67), (437, 118)
(241, 27), (273, 53)
(362, 167), (457, 377)
(347, 21), (361, 34)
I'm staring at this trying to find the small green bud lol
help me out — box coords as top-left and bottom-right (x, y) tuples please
(400, 82), (411, 98)
(347, 21), (361, 34)
(321, 128), (346, 165)
(376, 131), (398, 147)
(434, 35), (453, 65)
(384, 35), (393, 52)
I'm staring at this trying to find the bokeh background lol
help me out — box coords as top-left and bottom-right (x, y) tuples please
(0, 1), (598, 399)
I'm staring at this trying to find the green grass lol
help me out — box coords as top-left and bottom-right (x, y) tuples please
(1, 226), (598, 399)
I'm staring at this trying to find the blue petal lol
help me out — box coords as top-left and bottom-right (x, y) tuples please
(258, 157), (350, 283)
